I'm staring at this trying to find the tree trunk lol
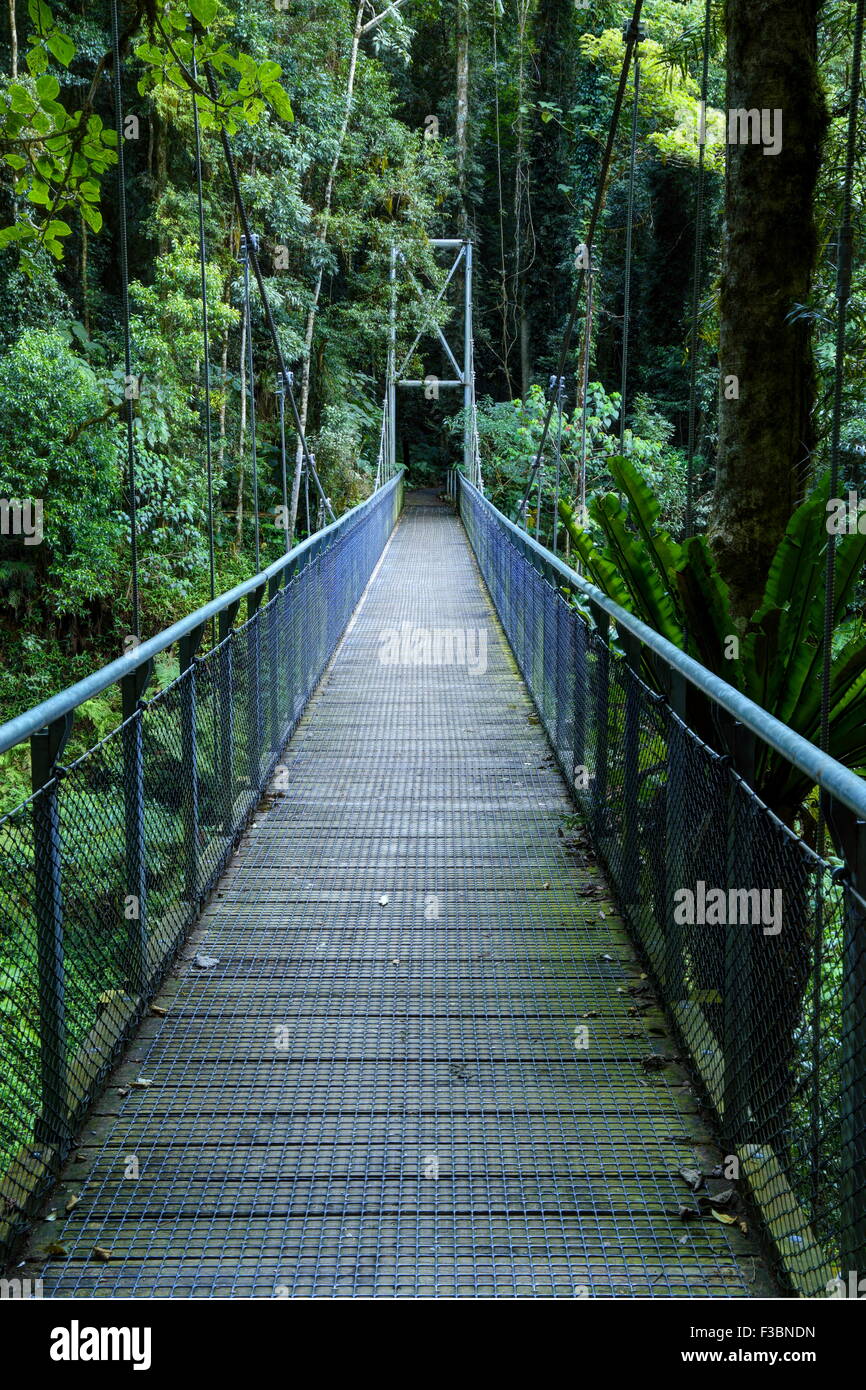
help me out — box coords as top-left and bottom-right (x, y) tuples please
(290, 0), (366, 539)
(708, 0), (826, 617)
(8, 0), (17, 80)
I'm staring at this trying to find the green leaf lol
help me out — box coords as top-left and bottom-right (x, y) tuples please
(8, 83), (33, 113)
(267, 84), (294, 122)
(26, 44), (49, 75)
(676, 537), (734, 677)
(189, 0), (218, 25)
(79, 202), (102, 233)
(607, 453), (681, 586)
(46, 29), (75, 67)
(591, 492), (682, 645)
(36, 73), (60, 102)
(3, 153), (26, 171)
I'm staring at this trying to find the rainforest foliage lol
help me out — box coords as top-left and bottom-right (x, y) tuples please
(0, 0), (863, 795)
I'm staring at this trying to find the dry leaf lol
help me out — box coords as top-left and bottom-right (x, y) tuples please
(711, 1209), (737, 1226)
(133, 1077), (152, 1089)
(678, 1167), (703, 1192)
(44, 1242), (68, 1258)
(92, 1246), (112, 1262)
(193, 953), (219, 969)
(150, 1005), (167, 1017)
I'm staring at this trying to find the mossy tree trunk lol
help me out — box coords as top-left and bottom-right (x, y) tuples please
(708, 0), (827, 618)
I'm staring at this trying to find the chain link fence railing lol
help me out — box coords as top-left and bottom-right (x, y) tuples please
(458, 473), (866, 1298)
(0, 474), (403, 1266)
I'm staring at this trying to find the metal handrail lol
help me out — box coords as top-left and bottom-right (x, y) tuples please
(0, 473), (404, 758)
(458, 475), (866, 826)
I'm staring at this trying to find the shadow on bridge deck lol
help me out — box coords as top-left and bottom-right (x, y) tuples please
(24, 495), (774, 1297)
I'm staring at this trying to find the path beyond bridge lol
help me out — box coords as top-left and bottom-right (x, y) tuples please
(23, 492), (771, 1297)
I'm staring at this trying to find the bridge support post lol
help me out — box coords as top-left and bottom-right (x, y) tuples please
(121, 663), (153, 994)
(268, 574), (282, 764)
(588, 601), (609, 849)
(30, 714), (73, 1148)
(572, 610), (587, 795)
(218, 602), (240, 834)
(180, 626), (205, 905)
(663, 670), (687, 1001)
(463, 239), (473, 479)
(722, 721), (756, 1148)
(247, 584), (266, 795)
(620, 631), (641, 908)
(839, 813), (866, 1279)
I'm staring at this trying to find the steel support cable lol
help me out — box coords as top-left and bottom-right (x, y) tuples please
(551, 376), (564, 554)
(684, 0), (712, 538)
(579, 261), (594, 532)
(517, 0), (645, 522)
(191, 45), (216, 611)
(110, 0), (140, 637)
(619, 33), (641, 452)
(241, 237), (261, 569)
(201, 58), (336, 525)
(276, 372), (291, 555)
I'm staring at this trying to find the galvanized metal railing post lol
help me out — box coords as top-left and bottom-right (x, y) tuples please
(839, 814), (866, 1278)
(218, 600), (240, 834)
(664, 670), (687, 999)
(722, 720), (756, 1146)
(572, 608), (587, 793)
(247, 582), (266, 794)
(268, 573), (282, 760)
(180, 624), (205, 905)
(121, 662), (153, 994)
(588, 600), (609, 846)
(30, 713), (73, 1148)
(620, 629), (641, 908)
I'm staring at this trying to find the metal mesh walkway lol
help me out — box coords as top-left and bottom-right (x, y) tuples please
(25, 492), (772, 1297)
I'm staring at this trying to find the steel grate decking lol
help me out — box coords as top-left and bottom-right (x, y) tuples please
(24, 493), (773, 1297)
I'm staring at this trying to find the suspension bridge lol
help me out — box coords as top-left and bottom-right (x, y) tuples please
(1, 2), (865, 1302)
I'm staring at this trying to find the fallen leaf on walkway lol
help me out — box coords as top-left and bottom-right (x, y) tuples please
(711, 1209), (737, 1226)
(150, 1005), (167, 1017)
(92, 1246), (113, 1261)
(133, 1077), (152, 1089)
(708, 1188), (735, 1207)
(641, 1055), (667, 1071)
(193, 953), (219, 969)
(678, 1167), (703, 1192)
(378, 895), (390, 906)
(65, 1196), (79, 1214)
(44, 1242), (68, 1258)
